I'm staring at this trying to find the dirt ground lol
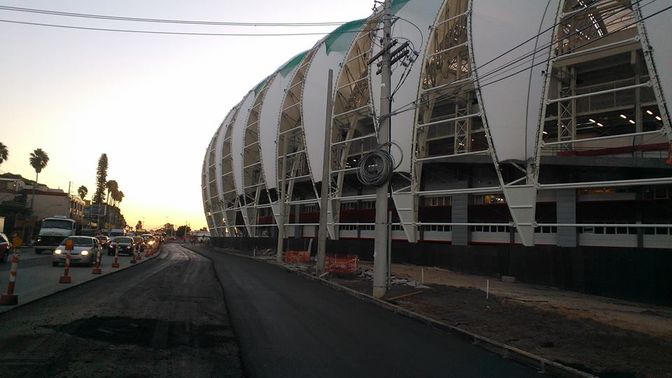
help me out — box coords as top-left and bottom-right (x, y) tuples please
(325, 263), (672, 378)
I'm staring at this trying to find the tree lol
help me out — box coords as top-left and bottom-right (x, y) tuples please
(77, 185), (88, 200)
(176, 225), (191, 238)
(93, 154), (108, 204)
(115, 190), (124, 206)
(29, 148), (49, 211)
(105, 180), (118, 205)
(29, 148), (49, 180)
(0, 142), (8, 167)
(110, 188), (123, 207)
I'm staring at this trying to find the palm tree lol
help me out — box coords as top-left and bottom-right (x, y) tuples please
(77, 185), (88, 200)
(112, 189), (124, 207)
(0, 142), (8, 168)
(29, 148), (49, 211)
(105, 180), (118, 205)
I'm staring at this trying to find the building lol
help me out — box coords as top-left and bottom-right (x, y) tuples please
(83, 203), (126, 233)
(203, 0), (672, 303)
(202, 1), (671, 253)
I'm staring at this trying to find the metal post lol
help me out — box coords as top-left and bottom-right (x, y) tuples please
(317, 69), (334, 274)
(373, 0), (392, 299)
(277, 134), (289, 263)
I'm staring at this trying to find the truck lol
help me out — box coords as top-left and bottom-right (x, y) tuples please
(108, 228), (126, 238)
(34, 216), (77, 254)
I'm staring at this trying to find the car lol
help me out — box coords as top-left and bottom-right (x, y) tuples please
(142, 234), (156, 246)
(52, 236), (102, 267)
(108, 236), (135, 256)
(0, 233), (10, 263)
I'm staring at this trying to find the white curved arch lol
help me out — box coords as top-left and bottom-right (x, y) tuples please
(471, 0), (558, 163)
(370, 0), (444, 173)
(303, 23), (362, 183)
(231, 91), (257, 196)
(214, 108), (237, 202)
(260, 67), (302, 189)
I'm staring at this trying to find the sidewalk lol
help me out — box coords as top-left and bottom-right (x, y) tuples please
(0, 248), (162, 314)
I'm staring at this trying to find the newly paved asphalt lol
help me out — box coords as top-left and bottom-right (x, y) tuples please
(0, 244), (242, 377)
(194, 247), (540, 378)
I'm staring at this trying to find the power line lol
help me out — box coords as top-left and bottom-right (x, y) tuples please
(0, 5), (346, 27)
(0, 18), (366, 37)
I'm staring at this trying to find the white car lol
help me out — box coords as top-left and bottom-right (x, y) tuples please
(52, 236), (102, 267)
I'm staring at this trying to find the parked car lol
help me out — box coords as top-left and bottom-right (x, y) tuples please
(108, 236), (135, 256)
(0, 233), (10, 263)
(52, 236), (102, 267)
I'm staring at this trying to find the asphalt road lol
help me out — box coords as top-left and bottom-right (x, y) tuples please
(0, 247), (158, 314)
(192, 246), (539, 378)
(0, 244), (242, 377)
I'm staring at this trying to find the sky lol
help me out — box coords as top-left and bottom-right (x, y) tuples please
(0, 0), (374, 230)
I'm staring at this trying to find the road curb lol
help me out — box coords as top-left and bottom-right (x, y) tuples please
(0, 246), (164, 316)
(191, 246), (596, 378)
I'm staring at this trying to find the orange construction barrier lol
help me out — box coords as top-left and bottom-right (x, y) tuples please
(0, 253), (20, 305)
(59, 239), (74, 284)
(325, 254), (359, 275)
(111, 245), (120, 269)
(92, 249), (103, 274)
(283, 250), (311, 264)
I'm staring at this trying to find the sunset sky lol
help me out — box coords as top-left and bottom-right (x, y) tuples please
(0, 0), (373, 230)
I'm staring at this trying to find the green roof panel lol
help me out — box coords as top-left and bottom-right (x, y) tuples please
(278, 50), (308, 77)
(253, 76), (271, 95)
(391, 0), (411, 14)
(325, 18), (366, 55)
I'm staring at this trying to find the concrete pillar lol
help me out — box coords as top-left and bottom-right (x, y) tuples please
(556, 189), (577, 247)
(451, 194), (469, 246)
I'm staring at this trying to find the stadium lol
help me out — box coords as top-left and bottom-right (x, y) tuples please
(201, 0), (671, 302)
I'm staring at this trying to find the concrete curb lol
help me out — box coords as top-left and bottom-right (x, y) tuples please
(191, 246), (596, 378)
(0, 246), (164, 316)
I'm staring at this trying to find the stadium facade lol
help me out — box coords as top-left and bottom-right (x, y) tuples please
(202, 0), (672, 254)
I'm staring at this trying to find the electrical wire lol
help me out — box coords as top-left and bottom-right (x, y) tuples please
(477, 0), (643, 84)
(0, 4), (347, 27)
(0, 18), (375, 37)
(389, 0), (669, 119)
(390, 0), (648, 115)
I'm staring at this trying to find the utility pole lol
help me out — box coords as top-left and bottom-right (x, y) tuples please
(317, 69), (334, 274)
(373, 0), (392, 299)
